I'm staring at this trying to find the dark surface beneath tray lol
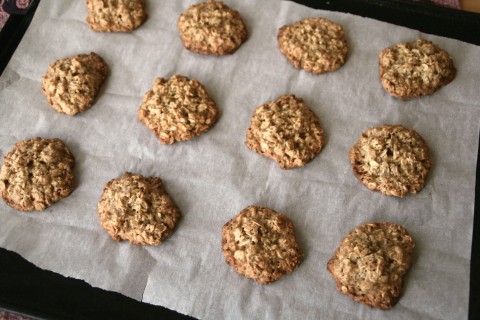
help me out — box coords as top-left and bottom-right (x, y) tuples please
(0, 0), (479, 319)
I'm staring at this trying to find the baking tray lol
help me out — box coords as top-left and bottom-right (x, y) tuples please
(0, 0), (478, 319)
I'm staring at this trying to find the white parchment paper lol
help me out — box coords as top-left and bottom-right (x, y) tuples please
(1, 1), (479, 319)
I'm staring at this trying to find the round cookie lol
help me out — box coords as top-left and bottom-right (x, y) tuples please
(349, 124), (431, 197)
(137, 74), (218, 144)
(41, 52), (108, 116)
(277, 17), (349, 74)
(177, 0), (247, 55)
(245, 94), (324, 169)
(327, 222), (415, 310)
(379, 39), (456, 99)
(222, 205), (303, 284)
(86, 0), (147, 32)
(0, 137), (75, 211)
(98, 172), (181, 246)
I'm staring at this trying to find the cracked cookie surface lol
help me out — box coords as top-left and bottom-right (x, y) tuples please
(327, 222), (415, 310)
(245, 94), (324, 169)
(379, 39), (456, 98)
(138, 74), (218, 144)
(277, 17), (348, 74)
(86, 0), (147, 32)
(0, 138), (75, 211)
(98, 172), (181, 245)
(41, 52), (108, 116)
(177, 0), (247, 55)
(349, 124), (431, 197)
(222, 205), (303, 284)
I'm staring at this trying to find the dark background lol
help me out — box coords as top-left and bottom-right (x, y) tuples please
(0, 0), (479, 319)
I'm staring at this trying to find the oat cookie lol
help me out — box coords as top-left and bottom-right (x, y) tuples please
(41, 52), (108, 116)
(379, 39), (456, 98)
(86, 0), (147, 32)
(245, 94), (324, 169)
(177, 0), (247, 55)
(98, 172), (181, 245)
(138, 74), (218, 144)
(327, 222), (415, 310)
(0, 138), (75, 211)
(349, 124), (430, 197)
(277, 17), (349, 74)
(222, 205), (303, 284)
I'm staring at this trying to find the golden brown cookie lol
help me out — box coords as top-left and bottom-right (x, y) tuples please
(0, 138), (75, 211)
(177, 0), (247, 55)
(379, 39), (456, 99)
(349, 124), (431, 197)
(86, 0), (147, 32)
(277, 17), (349, 74)
(222, 205), (303, 284)
(137, 74), (218, 144)
(41, 52), (108, 116)
(98, 172), (181, 245)
(327, 222), (415, 310)
(245, 94), (324, 169)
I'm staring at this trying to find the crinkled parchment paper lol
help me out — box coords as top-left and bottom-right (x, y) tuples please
(1, 0), (479, 319)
